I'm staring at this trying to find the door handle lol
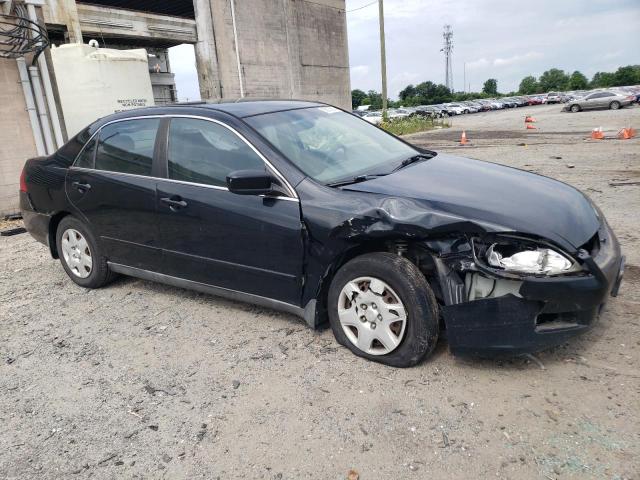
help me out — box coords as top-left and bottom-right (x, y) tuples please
(160, 197), (188, 210)
(72, 181), (91, 192)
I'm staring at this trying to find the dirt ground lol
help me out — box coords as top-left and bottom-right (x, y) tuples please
(1, 104), (639, 480)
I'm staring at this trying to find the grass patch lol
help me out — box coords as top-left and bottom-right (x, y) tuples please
(380, 116), (449, 136)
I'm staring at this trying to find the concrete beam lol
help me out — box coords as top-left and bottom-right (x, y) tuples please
(76, 4), (197, 45)
(43, 2), (197, 46)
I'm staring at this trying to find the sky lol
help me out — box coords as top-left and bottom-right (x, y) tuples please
(168, 0), (640, 102)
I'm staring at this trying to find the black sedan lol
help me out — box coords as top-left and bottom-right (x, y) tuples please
(20, 101), (624, 367)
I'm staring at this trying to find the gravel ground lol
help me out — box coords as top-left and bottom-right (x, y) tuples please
(1, 104), (639, 480)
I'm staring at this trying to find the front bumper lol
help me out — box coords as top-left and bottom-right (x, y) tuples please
(443, 222), (624, 356)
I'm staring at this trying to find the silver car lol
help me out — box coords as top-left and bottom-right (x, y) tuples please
(564, 91), (635, 113)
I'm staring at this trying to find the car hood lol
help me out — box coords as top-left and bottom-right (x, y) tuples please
(345, 153), (600, 250)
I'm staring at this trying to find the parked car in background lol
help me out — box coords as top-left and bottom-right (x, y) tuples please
(526, 96), (544, 105)
(546, 92), (562, 104)
(563, 90), (635, 112)
(500, 98), (518, 108)
(460, 102), (480, 113)
(20, 100), (624, 367)
(389, 108), (412, 119)
(513, 97), (529, 107)
(415, 106), (444, 118)
(362, 111), (383, 124)
(433, 104), (454, 116)
(475, 100), (494, 111)
(444, 103), (466, 115)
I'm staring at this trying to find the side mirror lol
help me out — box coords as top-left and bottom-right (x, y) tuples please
(226, 170), (274, 195)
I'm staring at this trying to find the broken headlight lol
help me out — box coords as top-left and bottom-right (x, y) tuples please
(485, 243), (580, 275)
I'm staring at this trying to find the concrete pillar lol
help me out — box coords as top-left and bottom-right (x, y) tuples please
(47, 0), (83, 43)
(2, 1), (14, 15)
(193, 0), (222, 100)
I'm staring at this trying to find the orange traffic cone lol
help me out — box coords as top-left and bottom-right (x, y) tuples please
(459, 130), (469, 145)
(591, 127), (604, 140)
(617, 127), (636, 139)
(526, 124), (537, 130)
(524, 116), (536, 123)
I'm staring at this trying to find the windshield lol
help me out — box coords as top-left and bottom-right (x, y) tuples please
(245, 106), (419, 184)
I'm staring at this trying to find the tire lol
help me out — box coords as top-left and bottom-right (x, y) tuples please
(570, 104), (581, 113)
(56, 216), (115, 288)
(610, 101), (621, 110)
(328, 252), (439, 367)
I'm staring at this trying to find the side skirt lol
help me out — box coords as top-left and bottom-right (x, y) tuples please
(107, 262), (311, 323)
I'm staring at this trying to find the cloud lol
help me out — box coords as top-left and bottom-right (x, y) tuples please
(493, 52), (543, 67)
(466, 58), (489, 69)
(346, 0), (640, 95)
(351, 65), (371, 77)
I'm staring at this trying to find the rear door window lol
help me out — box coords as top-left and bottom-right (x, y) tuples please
(95, 118), (160, 176)
(167, 118), (265, 187)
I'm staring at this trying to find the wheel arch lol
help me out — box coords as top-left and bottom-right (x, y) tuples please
(311, 237), (430, 328)
(48, 211), (72, 259)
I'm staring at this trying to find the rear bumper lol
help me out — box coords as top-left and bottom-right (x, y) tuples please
(443, 222), (624, 356)
(20, 191), (51, 248)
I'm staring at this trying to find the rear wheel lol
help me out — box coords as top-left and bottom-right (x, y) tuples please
(328, 253), (439, 367)
(570, 104), (581, 113)
(56, 216), (114, 288)
(609, 101), (621, 110)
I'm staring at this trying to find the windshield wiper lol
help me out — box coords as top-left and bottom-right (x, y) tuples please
(327, 174), (388, 188)
(392, 153), (433, 172)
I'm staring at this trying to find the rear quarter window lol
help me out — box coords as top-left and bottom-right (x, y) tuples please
(55, 127), (94, 166)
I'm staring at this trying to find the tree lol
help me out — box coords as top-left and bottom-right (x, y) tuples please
(538, 68), (568, 92)
(366, 90), (383, 110)
(398, 84), (416, 102)
(482, 78), (498, 95)
(518, 75), (539, 94)
(590, 71), (615, 88)
(613, 65), (640, 86)
(567, 71), (588, 90)
(351, 89), (367, 109)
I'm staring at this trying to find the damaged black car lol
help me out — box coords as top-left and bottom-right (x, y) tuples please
(20, 100), (625, 367)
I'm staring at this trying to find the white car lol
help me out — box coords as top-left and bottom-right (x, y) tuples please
(546, 92), (562, 104)
(388, 108), (412, 119)
(362, 111), (383, 125)
(444, 103), (466, 115)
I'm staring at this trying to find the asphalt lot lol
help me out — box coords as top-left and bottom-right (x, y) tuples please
(1, 103), (639, 479)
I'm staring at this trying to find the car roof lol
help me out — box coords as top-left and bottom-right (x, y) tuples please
(190, 99), (326, 117)
(106, 99), (328, 122)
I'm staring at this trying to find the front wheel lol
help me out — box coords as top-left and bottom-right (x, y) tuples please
(56, 216), (115, 288)
(609, 101), (621, 110)
(328, 253), (439, 367)
(570, 104), (581, 113)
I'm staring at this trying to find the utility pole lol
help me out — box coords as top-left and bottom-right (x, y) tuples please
(378, 0), (387, 119)
(463, 62), (466, 93)
(441, 25), (453, 92)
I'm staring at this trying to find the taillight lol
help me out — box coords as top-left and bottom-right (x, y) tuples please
(20, 167), (27, 193)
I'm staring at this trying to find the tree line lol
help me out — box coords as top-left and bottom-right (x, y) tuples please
(352, 65), (640, 109)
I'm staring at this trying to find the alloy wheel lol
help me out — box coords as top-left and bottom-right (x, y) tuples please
(337, 276), (407, 355)
(61, 228), (92, 278)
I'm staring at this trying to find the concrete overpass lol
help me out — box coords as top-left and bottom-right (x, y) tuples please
(0, 0), (350, 214)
